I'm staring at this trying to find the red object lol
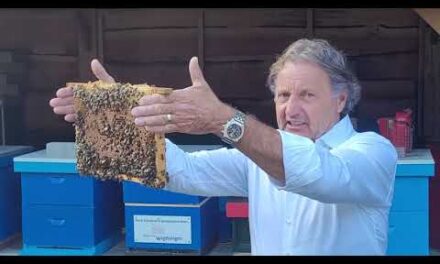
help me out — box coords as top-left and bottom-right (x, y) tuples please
(377, 109), (413, 157)
(226, 201), (249, 218)
(378, 117), (394, 141)
(393, 109), (413, 155)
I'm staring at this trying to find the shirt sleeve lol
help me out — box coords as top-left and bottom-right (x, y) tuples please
(274, 130), (398, 207)
(164, 139), (249, 197)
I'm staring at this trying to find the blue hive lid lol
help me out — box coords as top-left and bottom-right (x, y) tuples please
(13, 142), (225, 174)
(14, 142), (77, 173)
(396, 148), (435, 177)
(0, 145), (34, 167)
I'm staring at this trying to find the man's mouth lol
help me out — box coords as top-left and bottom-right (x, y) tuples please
(285, 120), (307, 131)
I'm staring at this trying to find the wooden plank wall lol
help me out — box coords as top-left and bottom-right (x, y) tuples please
(0, 8), (433, 146)
(0, 9), (79, 147)
(312, 9), (420, 121)
(102, 9), (199, 87)
(0, 9), (100, 147)
(422, 24), (440, 143)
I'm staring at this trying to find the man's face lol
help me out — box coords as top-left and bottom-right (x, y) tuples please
(274, 60), (347, 140)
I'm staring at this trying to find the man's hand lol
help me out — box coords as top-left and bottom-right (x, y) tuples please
(48, 59), (115, 123)
(131, 57), (235, 135)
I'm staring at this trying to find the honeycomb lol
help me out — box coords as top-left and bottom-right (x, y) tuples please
(70, 80), (172, 188)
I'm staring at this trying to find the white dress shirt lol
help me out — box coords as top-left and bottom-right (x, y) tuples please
(164, 115), (398, 255)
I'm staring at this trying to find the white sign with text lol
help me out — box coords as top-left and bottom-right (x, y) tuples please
(133, 215), (192, 244)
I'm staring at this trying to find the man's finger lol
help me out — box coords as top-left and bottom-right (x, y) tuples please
(144, 124), (178, 134)
(49, 97), (74, 108)
(53, 105), (75, 115)
(131, 104), (174, 118)
(64, 114), (77, 123)
(138, 94), (172, 106)
(91, 59), (115, 83)
(189, 56), (206, 86)
(56, 87), (74, 98)
(134, 115), (172, 127)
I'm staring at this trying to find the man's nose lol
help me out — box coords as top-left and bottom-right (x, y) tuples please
(285, 94), (302, 118)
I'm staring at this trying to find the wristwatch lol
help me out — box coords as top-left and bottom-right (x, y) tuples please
(221, 110), (246, 145)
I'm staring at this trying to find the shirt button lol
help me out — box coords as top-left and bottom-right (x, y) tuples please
(286, 219), (292, 225)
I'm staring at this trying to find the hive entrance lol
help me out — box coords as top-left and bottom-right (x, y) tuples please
(70, 81), (172, 188)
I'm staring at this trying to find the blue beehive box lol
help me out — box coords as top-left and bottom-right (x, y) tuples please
(123, 181), (205, 204)
(13, 142), (123, 255)
(123, 144), (224, 254)
(124, 195), (218, 254)
(0, 145), (33, 245)
(387, 149), (435, 256)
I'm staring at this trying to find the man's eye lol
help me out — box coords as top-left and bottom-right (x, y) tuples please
(278, 92), (290, 98)
(306, 92), (314, 97)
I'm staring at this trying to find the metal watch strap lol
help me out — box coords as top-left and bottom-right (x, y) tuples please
(221, 110), (246, 145)
(235, 111), (246, 126)
(222, 135), (233, 145)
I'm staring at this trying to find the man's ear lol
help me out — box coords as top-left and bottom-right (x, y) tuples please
(336, 90), (348, 114)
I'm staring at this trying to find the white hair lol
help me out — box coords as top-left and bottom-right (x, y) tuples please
(267, 38), (361, 116)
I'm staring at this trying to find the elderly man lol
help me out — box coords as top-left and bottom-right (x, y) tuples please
(49, 39), (397, 255)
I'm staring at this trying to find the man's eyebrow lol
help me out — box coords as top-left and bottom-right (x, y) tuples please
(299, 86), (316, 92)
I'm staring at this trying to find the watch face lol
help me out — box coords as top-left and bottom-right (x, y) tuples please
(227, 123), (243, 139)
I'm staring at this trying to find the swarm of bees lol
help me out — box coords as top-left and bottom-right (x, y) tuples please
(70, 81), (172, 188)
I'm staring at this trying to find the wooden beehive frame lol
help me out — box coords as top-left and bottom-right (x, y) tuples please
(69, 81), (172, 188)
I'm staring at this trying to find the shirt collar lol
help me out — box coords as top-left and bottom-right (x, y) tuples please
(316, 115), (356, 149)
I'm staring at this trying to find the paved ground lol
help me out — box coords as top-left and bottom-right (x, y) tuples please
(0, 236), (249, 256)
(1, 236), (438, 256)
